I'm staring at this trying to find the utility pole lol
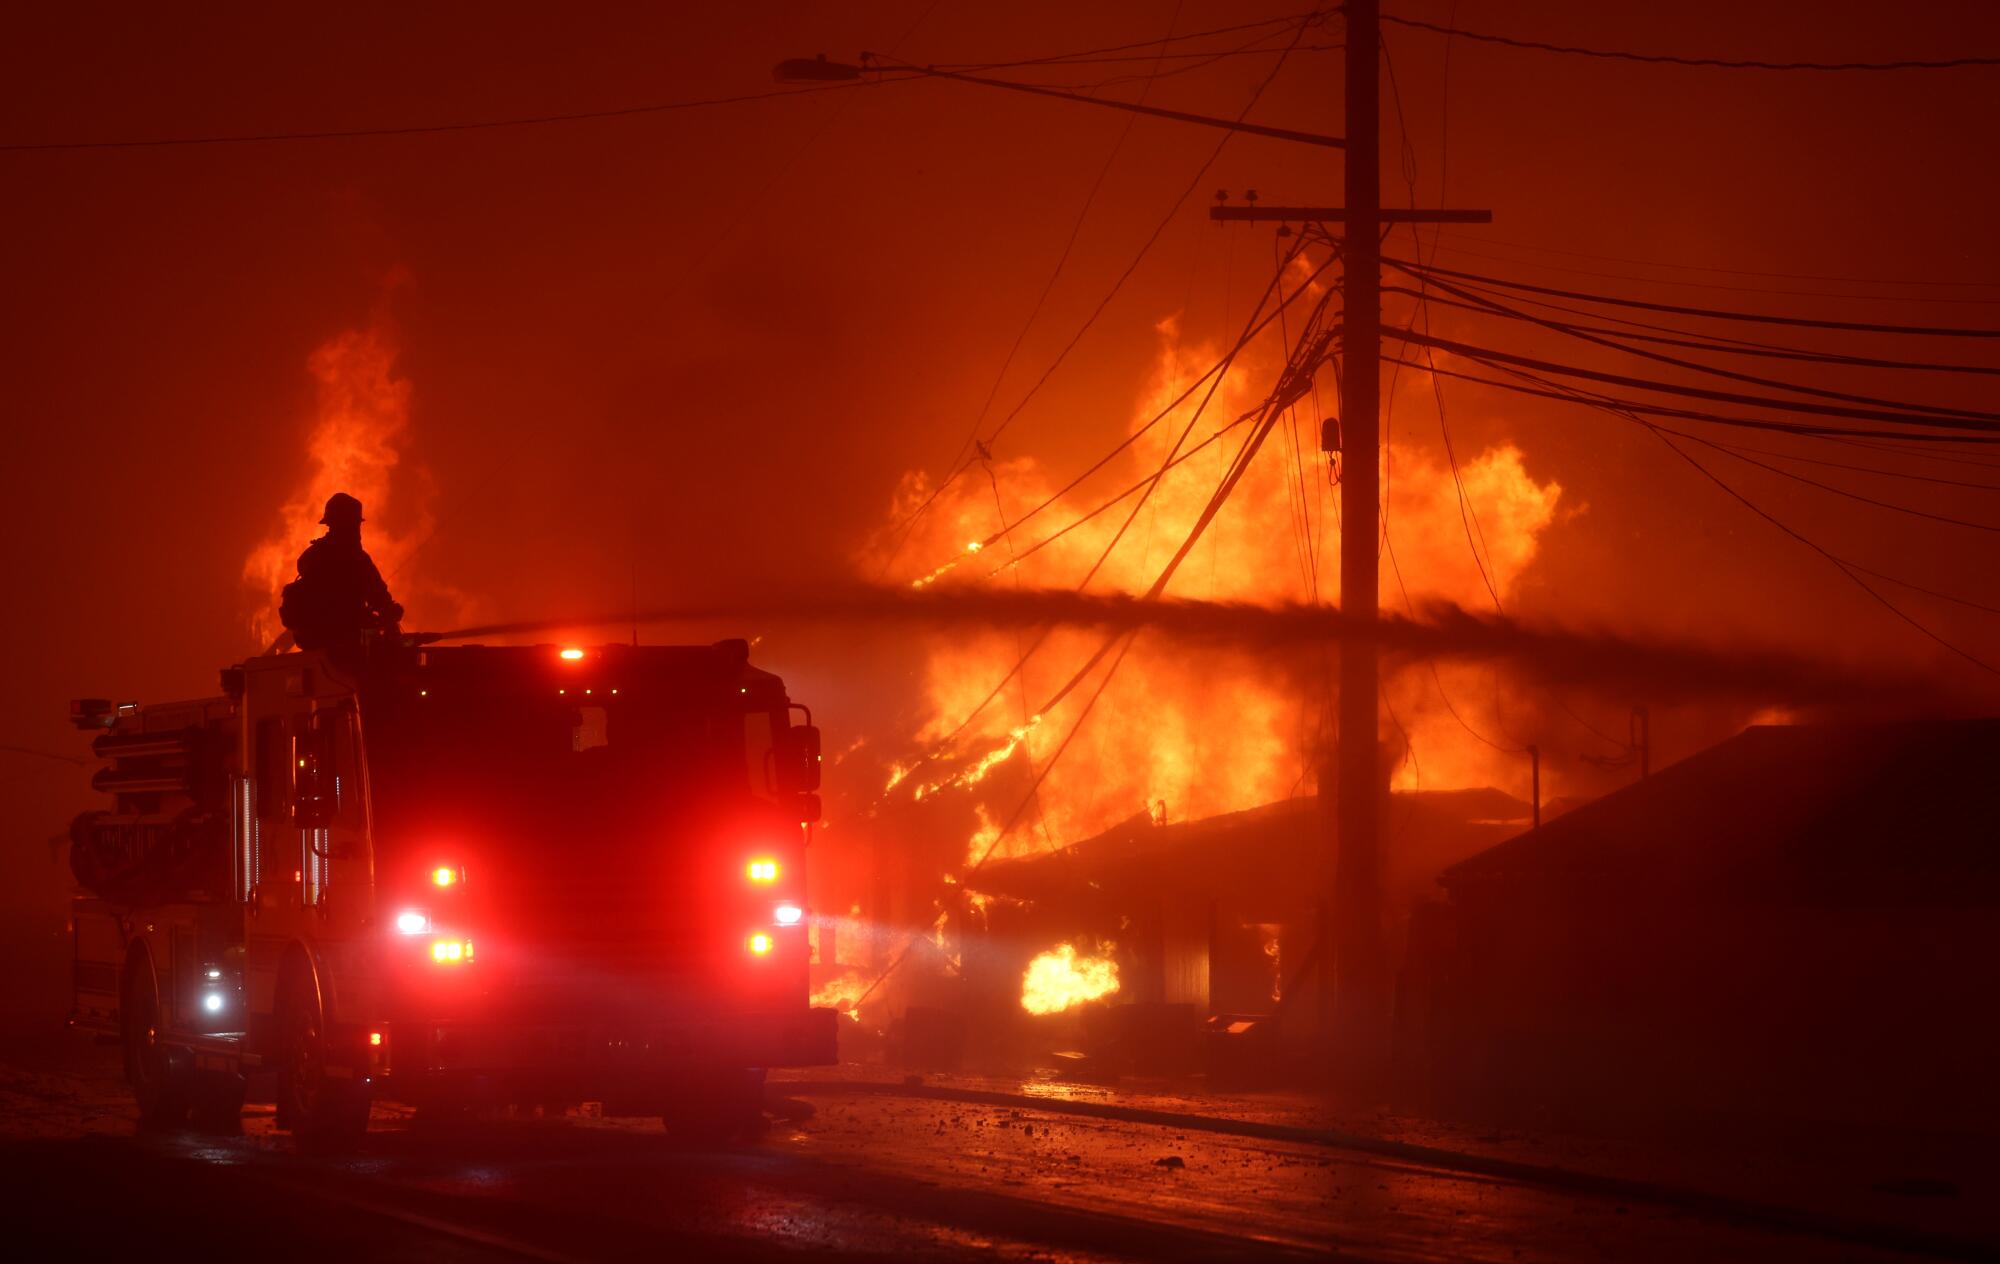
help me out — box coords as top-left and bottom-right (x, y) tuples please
(1332, 0), (1387, 1084)
(1213, 0), (1488, 1088)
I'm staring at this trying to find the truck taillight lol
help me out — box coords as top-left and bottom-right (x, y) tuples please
(432, 865), (461, 888)
(431, 938), (474, 964)
(747, 859), (779, 883)
(747, 932), (774, 957)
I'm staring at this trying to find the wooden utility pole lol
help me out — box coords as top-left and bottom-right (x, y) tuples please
(1212, 0), (1488, 1086)
(1333, 0), (1388, 1083)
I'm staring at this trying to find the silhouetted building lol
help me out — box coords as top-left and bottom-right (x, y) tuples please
(1411, 719), (2000, 1136)
(968, 788), (1531, 1055)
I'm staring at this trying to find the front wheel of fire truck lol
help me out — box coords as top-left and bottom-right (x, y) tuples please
(122, 953), (191, 1130)
(274, 958), (370, 1149)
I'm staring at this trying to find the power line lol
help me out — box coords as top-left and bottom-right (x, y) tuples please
(1844, 563), (2000, 617)
(880, 244), (1323, 806)
(1689, 436), (2000, 495)
(935, 6), (1335, 73)
(1, 744), (87, 767)
(914, 247), (1334, 587)
(1393, 329), (2000, 435)
(988, 410), (1257, 573)
(856, 308), (1331, 1003)
(1655, 425), (2000, 535)
(905, 5), (1193, 575)
(1389, 257), (2000, 338)
(851, 627), (1141, 1010)
(880, 30), (1311, 570)
(1388, 264), (2000, 423)
(1384, 283), (2000, 377)
(1651, 432), (2000, 675)
(1388, 353), (2000, 446)
(1471, 359), (2000, 673)
(1429, 229), (2000, 292)
(1380, 14), (2000, 72)
(1418, 239), (2000, 306)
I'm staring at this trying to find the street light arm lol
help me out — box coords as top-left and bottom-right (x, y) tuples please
(773, 56), (866, 82)
(774, 54), (1344, 150)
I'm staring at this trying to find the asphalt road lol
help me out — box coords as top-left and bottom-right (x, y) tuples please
(0, 1037), (1967, 1262)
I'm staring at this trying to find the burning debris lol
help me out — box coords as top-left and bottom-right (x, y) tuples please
(811, 972), (869, 1022)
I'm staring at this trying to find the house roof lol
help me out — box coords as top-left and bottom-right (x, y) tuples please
(973, 786), (1532, 905)
(1439, 718), (2000, 906)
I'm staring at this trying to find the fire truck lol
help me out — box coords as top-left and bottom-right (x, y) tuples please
(66, 636), (835, 1145)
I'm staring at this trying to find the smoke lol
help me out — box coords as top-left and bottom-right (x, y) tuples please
(430, 581), (1963, 708)
(242, 291), (431, 647)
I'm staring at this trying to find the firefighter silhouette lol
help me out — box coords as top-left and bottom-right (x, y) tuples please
(279, 492), (405, 651)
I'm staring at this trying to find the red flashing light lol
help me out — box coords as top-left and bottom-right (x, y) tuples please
(431, 938), (474, 964)
(747, 859), (779, 884)
(369, 1031), (384, 1047)
(747, 932), (774, 957)
(432, 866), (460, 889)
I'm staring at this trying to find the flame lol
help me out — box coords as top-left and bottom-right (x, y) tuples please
(917, 715), (1043, 809)
(964, 802), (1004, 868)
(1020, 942), (1120, 1015)
(811, 972), (868, 1021)
(243, 314), (429, 647)
(871, 320), (1566, 861)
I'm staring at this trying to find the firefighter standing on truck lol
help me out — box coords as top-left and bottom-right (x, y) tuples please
(279, 492), (404, 651)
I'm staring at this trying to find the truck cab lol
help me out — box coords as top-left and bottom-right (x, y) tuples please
(70, 637), (835, 1144)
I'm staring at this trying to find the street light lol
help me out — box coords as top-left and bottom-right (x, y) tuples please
(773, 55), (864, 83)
(774, 53), (1342, 149)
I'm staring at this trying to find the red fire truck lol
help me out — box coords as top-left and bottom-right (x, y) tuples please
(67, 637), (835, 1145)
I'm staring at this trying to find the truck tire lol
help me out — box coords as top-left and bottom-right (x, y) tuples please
(123, 956), (191, 1130)
(660, 1067), (766, 1144)
(275, 960), (370, 1150)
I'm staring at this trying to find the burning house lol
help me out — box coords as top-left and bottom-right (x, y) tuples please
(959, 785), (1533, 1072)
(1408, 718), (2000, 1136)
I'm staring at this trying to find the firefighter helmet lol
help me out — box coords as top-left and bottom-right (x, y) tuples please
(319, 492), (364, 526)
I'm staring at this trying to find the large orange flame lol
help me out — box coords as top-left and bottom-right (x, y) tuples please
(875, 320), (1565, 865)
(1020, 942), (1120, 1015)
(243, 320), (427, 647)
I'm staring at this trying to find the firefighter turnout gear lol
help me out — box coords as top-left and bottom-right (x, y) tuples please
(279, 493), (403, 651)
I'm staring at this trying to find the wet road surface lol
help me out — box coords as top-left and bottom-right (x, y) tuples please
(0, 1038), (1975, 1261)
